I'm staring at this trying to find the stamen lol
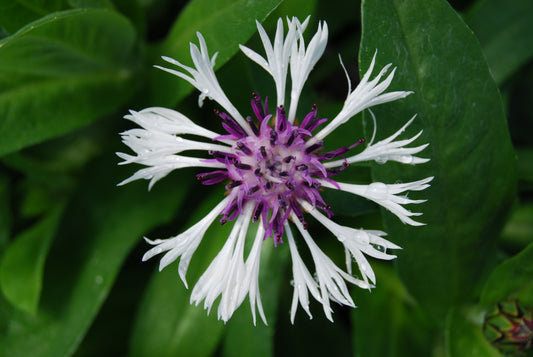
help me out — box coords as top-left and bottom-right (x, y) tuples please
(225, 180), (242, 189)
(215, 109), (246, 137)
(245, 116), (260, 136)
(254, 168), (262, 177)
(252, 92), (265, 121)
(296, 164), (308, 171)
(234, 162), (252, 170)
(287, 129), (299, 146)
(196, 170), (228, 185)
(260, 146), (267, 158)
(284, 156), (295, 163)
(247, 185), (260, 195)
(305, 142), (323, 154)
(209, 150), (236, 163)
(278, 194), (288, 209)
(252, 202), (263, 222)
(236, 141), (252, 155)
(276, 106), (287, 132)
(270, 129), (278, 145)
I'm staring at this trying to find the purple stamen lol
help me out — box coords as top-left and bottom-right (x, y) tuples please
(200, 93), (366, 242)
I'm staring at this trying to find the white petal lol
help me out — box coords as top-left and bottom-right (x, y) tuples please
(116, 154), (224, 189)
(319, 177), (433, 226)
(286, 223), (321, 324)
(290, 218), (369, 322)
(156, 33), (251, 135)
(310, 53), (412, 143)
(124, 107), (224, 141)
(288, 20), (328, 123)
(142, 195), (232, 287)
(190, 202), (256, 323)
(302, 203), (400, 284)
(323, 116), (430, 168)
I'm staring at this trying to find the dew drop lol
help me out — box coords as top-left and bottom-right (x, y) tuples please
(374, 244), (387, 253)
(95, 275), (103, 285)
(374, 156), (388, 164)
(358, 231), (370, 245)
(398, 155), (413, 164)
(364, 182), (389, 200)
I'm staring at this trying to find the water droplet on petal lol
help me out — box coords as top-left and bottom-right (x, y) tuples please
(375, 156), (388, 164)
(364, 182), (389, 200)
(399, 155), (413, 164)
(358, 230), (370, 245)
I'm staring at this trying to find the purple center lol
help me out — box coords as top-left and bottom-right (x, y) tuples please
(197, 93), (364, 245)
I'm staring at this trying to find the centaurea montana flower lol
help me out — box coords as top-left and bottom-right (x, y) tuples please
(117, 16), (432, 325)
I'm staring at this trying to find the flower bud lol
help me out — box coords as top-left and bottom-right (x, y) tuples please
(484, 300), (533, 355)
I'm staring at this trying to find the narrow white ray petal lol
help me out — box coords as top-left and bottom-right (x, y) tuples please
(142, 195), (232, 288)
(124, 107), (225, 142)
(301, 201), (400, 284)
(244, 223), (267, 326)
(288, 21), (328, 123)
(318, 177), (433, 226)
(310, 54), (412, 143)
(119, 132), (230, 165)
(240, 17), (301, 107)
(116, 155), (224, 189)
(190, 203), (255, 322)
(156, 33), (252, 135)
(323, 116), (430, 168)
(291, 217), (370, 322)
(286, 222), (321, 324)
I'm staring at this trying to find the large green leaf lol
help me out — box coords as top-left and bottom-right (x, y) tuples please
(351, 263), (435, 357)
(0, 174), (10, 253)
(2, 157), (189, 356)
(0, 0), (69, 34)
(480, 242), (533, 308)
(0, 8), (140, 156)
(445, 306), (502, 357)
(0, 204), (65, 315)
(146, 0), (283, 107)
(360, 0), (517, 321)
(466, 0), (533, 85)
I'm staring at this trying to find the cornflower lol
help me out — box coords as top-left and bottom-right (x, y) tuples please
(118, 16), (432, 324)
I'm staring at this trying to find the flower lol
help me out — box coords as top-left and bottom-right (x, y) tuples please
(117, 16), (432, 325)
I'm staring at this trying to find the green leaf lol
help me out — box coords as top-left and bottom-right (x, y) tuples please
(146, 0), (283, 107)
(480, 242), (533, 308)
(0, 204), (65, 314)
(222, 234), (289, 357)
(0, 0), (69, 34)
(2, 157), (189, 356)
(466, 0), (533, 84)
(501, 203), (533, 251)
(129, 194), (228, 357)
(0, 8), (140, 156)
(360, 0), (517, 321)
(517, 148), (533, 184)
(445, 306), (502, 357)
(0, 174), (10, 253)
(351, 263), (436, 357)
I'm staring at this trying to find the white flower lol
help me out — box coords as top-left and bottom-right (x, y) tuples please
(118, 17), (431, 324)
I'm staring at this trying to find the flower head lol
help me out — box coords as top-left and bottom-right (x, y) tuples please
(118, 17), (432, 324)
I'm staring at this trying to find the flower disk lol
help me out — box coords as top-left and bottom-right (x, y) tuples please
(198, 95), (362, 245)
